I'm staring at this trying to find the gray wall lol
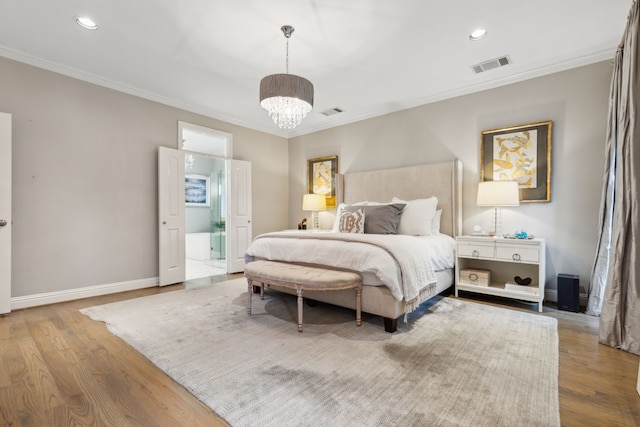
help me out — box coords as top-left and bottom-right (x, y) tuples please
(289, 61), (612, 294)
(1, 55), (612, 299)
(0, 57), (289, 298)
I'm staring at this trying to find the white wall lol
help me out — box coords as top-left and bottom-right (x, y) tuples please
(0, 57), (289, 298)
(289, 61), (613, 294)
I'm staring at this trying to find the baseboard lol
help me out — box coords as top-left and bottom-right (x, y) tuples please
(9, 280), (589, 312)
(10, 277), (159, 311)
(544, 289), (589, 307)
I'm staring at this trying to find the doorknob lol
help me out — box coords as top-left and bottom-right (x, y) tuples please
(0, 219), (7, 227)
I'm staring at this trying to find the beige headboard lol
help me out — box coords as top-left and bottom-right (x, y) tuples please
(336, 160), (463, 237)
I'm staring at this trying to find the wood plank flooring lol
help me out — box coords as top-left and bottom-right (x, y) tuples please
(0, 277), (638, 426)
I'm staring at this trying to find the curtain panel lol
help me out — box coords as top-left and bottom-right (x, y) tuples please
(588, 1), (640, 356)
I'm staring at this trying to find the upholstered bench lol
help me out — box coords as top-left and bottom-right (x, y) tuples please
(244, 260), (362, 332)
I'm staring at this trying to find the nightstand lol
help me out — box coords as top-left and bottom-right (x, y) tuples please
(455, 235), (546, 312)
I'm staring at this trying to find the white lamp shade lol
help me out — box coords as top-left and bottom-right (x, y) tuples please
(302, 193), (326, 211)
(477, 181), (520, 206)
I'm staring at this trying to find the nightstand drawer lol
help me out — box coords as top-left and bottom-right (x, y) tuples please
(496, 245), (539, 262)
(457, 243), (495, 259)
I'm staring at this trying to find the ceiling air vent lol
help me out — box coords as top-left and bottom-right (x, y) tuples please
(321, 107), (344, 117)
(471, 55), (512, 74)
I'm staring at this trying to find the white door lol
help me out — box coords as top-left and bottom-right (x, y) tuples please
(158, 147), (186, 286)
(227, 160), (252, 273)
(0, 113), (11, 314)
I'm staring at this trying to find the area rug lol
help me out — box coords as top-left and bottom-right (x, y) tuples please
(81, 278), (560, 427)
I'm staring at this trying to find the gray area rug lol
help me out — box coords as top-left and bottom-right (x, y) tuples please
(81, 278), (560, 427)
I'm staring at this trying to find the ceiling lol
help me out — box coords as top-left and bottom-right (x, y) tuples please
(0, 1), (632, 138)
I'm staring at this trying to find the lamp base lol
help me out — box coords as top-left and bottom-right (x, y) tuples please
(491, 206), (504, 237)
(310, 211), (320, 231)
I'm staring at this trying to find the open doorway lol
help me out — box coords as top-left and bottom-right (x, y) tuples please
(179, 122), (232, 281)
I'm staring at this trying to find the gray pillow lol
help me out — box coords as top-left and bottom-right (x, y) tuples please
(345, 203), (405, 234)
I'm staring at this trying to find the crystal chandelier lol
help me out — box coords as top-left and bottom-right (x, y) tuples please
(260, 25), (314, 129)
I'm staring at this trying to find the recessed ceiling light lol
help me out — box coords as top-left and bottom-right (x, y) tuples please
(469, 29), (487, 41)
(75, 16), (98, 30)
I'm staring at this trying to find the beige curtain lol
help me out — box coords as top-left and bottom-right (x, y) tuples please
(587, 1), (640, 356)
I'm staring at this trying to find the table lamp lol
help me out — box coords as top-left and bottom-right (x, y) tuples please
(302, 193), (327, 231)
(476, 181), (520, 236)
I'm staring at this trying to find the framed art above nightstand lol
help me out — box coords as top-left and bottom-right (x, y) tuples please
(480, 121), (552, 203)
(455, 235), (546, 312)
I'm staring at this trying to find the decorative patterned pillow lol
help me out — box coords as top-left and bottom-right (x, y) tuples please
(339, 208), (365, 233)
(331, 201), (367, 232)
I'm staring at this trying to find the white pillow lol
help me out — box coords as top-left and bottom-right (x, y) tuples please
(338, 208), (365, 233)
(331, 201), (367, 232)
(392, 196), (438, 236)
(431, 209), (442, 235)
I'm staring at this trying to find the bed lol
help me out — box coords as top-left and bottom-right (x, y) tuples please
(245, 160), (463, 332)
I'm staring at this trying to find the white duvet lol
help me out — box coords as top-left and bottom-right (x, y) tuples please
(245, 231), (455, 304)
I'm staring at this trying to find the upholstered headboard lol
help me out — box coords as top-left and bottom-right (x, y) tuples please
(336, 160), (462, 237)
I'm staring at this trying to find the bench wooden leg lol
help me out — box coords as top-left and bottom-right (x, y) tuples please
(296, 286), (304, 332)
(247, 280), (252, 315)
(355, 287), (362, 326)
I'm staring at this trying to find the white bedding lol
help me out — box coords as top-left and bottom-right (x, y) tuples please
(245, 232), (455, 304)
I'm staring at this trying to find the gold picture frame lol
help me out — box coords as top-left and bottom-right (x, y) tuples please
(480, 121), (552, 203)
(307, 155), (338, 208)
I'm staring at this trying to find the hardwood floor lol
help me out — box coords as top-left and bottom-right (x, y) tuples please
(0, 275), (237, 427)
(1, 279), (638, 426)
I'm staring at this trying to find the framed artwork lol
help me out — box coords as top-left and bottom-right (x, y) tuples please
(480, 121), (552, 203)
(185, 174), (210, 207)
(307, 155), (338, 208)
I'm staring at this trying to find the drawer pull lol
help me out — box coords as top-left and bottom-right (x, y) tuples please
(512, 253), (521, 261)
(472, 250), (479, 257)
(469, 273), (479, 281)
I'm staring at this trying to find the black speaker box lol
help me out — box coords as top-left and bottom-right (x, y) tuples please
(557, 274), (580, 312)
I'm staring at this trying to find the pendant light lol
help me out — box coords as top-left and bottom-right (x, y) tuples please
(259, 25), (314, 129)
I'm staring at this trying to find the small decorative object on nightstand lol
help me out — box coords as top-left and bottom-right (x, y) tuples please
(297, 218), (307, 230)
(455, 235), (546, 312)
